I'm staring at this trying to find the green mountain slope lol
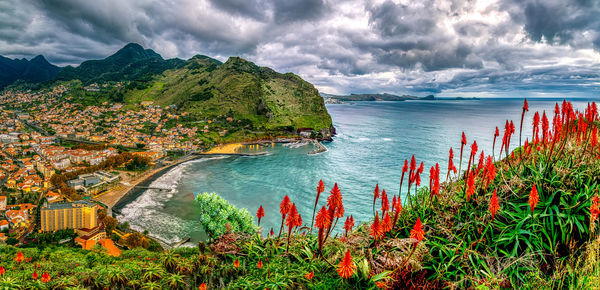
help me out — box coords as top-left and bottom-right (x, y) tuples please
(55, 43), (184, 84)
(124, 54), (333, 135)
(0, 55), (60, 89)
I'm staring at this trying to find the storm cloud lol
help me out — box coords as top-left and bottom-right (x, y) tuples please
(1, 0), (599, 97)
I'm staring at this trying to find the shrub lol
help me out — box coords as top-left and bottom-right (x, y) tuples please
(195, 192), (256, 238)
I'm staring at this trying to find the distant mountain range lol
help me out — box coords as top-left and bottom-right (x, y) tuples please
(0, 43), (333, 138)
(321, 92), (435, 102)
(0, 55), (60, 89)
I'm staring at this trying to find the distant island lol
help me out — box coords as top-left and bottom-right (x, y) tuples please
(321, 92), (479, 103)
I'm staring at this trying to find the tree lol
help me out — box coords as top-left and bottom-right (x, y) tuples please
(124, 232), (149, 249)
(103, 216), (118, 234)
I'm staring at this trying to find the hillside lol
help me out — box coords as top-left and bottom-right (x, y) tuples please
(0, 43), (333, 140)
(0, 55), (59, 89)
(123, 54), (333, 136)
(55, 43), (185, 84)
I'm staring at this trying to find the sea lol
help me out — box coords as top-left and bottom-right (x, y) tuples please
(116, 98), (595, 245)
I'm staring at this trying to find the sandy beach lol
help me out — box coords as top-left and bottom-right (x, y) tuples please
(93, 155), (199, 208)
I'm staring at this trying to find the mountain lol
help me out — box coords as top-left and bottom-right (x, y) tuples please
(123, 54), (333, 136)
(0, 55), (60, 89)
(55, 43), (185, 83)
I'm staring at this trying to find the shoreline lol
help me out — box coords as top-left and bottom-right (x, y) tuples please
(105, 137), (325, 215)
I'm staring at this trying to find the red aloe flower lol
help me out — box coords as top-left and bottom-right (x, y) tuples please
(371, 212), (384, 241)
(399, 159), (408, 197)
(533, 111), (540, 144)
(381, 189), (389, 213)
(590, 193), (599, 224)
(344, 215), (354, 236)
(493, 126), (499, 159)
(257, 260), (263, 269)
(269, 228), (274, 236)
(33, 270), (38, 280)
(338, 249), (356, 279)
(529, 183), (539, 214)
(256, 205), (265, 226)
(382, 212), (392, 233)
(199, 283), (207, 290)
(317, 179), (325, 194)
(484, 156), (496, 189)
(520, 98), (529, 148)
(542, 111), (549, 144)
(459, 132), (467, 176)
(490, 189), (500, 220)
(391, 195), (397, 212)
(233, 259), (240, 268)
(15, 252), (24, 263)
(286, 203), (300, 250)
(278, 195), (292, 237)
(41, 272), (50, 283)
(466, 170), (475, 202)
(0, 266), (5, 276)
(311, 180), (326, 231)
(447, 147), (456, 180)
(410, 217), (425, 247)
(328, 183), (342, 212)
(372, 184), (380, 216)
(305, 271), (314, 280)
(392, 194), (402, 228)
(315, 206), (331, 255)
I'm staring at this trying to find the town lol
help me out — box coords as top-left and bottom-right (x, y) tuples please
(0, 82), (224, 255)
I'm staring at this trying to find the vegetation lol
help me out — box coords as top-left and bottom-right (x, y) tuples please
(195, 192), (256, 239)
(2, 99), (599, 289)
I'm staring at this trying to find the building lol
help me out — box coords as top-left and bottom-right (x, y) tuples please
(0, 220), (9, 231)
(0, 196), (6, 211)
(40, 200), (98, 232)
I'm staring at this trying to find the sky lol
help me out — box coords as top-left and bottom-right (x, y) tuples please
(1, 0), (600, 97)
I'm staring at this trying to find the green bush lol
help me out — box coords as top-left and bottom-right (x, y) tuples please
(195, 192), (256, 238)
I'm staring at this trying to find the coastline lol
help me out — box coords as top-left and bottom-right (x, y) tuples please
(104, 137), (326, 215)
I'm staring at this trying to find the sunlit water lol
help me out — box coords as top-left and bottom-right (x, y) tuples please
(117, 98), (593, 244)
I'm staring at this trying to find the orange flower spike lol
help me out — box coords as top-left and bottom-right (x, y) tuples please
(32, 270), (38, 280)
(41, 272), (50, 283)
(257, 260), (263, 269)
(490, 189), (500, 220)
(382, 212), (392, 233)
(305, 271), (315, 280)
(280, 195), (291, 216)
(233, 259), (240, 268)
(0, 266), (5, 276)
(529, 183), (539, 214)
(381, 189), (389, 213)
(317, 179), (325, 194)
(198, 283), (207, 290)
(256, 205), (265, 226)
(370, 212), (383, 241)
(343, 215), (354, 235)
(337, 249), (356, 279)
(410, 217), (425, 246)
(315, 206), (331, 230)
(590, 193), (600, 224)
(15, 252), (24, 263)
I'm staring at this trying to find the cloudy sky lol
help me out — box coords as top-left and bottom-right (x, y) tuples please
(1, 0), (600, 97)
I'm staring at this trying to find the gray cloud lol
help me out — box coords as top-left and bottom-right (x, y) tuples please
(0, 0), (598, 97)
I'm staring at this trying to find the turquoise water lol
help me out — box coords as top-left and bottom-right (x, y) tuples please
(117, 98), (593, 244)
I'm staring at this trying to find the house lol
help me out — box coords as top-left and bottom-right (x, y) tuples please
(0, 220), (9, 231)
(0, 233), (7, 242)
(0, 196), (6, 211)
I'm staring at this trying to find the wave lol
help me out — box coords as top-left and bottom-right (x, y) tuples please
(117, 156), (229, 243)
